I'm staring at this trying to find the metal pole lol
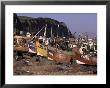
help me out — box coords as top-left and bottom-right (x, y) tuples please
(31, 25), (45, 41)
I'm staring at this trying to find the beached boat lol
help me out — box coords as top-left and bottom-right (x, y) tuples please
(35, 39), (97, 65)
(34, 24), (97, 65)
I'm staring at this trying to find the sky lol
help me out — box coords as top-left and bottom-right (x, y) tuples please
(16, 13), (97, 37)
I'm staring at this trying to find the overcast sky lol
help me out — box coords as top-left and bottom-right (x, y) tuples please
(16, 13), (97, 37)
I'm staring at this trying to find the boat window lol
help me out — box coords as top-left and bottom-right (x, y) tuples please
(39, 39), (43, 44)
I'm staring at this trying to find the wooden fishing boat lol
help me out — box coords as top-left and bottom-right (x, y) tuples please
(48, 46), (73, 64)
(14, 35), (30, 52)
(35, 38), (97, 65)
(32, 24), (97, 65)
(48, 46), (97, 65)
(72, 47), (97, 65)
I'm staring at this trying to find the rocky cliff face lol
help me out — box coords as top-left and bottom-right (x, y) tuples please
(14, 13), (72, 38)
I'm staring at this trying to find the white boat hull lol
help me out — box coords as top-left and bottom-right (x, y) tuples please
(76, 60), (86, 65)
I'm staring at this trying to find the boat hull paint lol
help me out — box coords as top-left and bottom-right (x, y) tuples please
(48, 48), (73, 64)
(72, 47), (97, 65)
(48, 47), (97, 65)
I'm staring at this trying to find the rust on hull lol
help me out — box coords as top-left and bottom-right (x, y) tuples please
(72, 47), (97, 65)
(48, 47), (97, 65)
(48, 49), (73, 64)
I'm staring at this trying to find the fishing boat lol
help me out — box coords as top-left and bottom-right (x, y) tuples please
(47, 45), (73, 64)
(47, 43), (97, 65)
(31, 24), (97, 65)
(72, 47), (97, 65)
(14, 35), (30, 52)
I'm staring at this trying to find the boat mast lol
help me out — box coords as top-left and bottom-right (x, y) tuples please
(51, 26), (53, 38)
(44, 24), (47, 37)
(31, 25), (45, 41)
(57, 24), (59, 38)
(85, 32), (88, 42)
